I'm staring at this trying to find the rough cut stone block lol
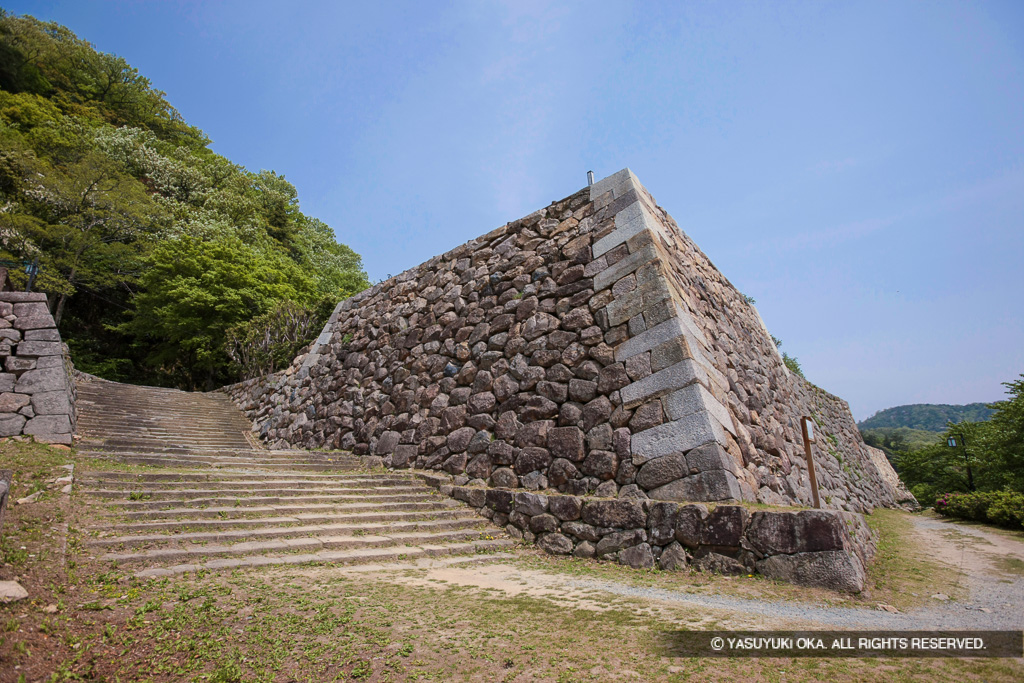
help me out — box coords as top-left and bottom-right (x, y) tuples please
(659, 541), (689, 570)
(485, 488), (514, 513)
(0, 292), (47, 303)
(648, 470), (742, 503)
(685, 443), (733, 473)
(593, 200), (650, 257)
(23, 328), (60, 342)
(0, 413), (26, 436)
(514, 492), (549, 516)
(588, 167), (640, 203)
(0, 373), (17, 393)
(12, 302), (50, 317)
(13, 316), (55, 331)
(537, 532), (573, 555)
(630, 411), (728, 466)
(620, 360), (708, 409)
(548, 495), (582, 521)
(615, 317), (686, 362)
(598, 528), (643, 557)
(24, 414), (71, 436)
(4, 357), (35, 372)
(581, 499), (645, 529)
(593, 242), (657, 292)
(746, 510), (849, 556)
(635, 453), (688, 490)
(0, 392), (31, 413)
(15, 341), (62, 357)
(548, 426), (585, 462)
(755, 550), (866, 593)
(674, 504), (708, 548)
(375, 430), (401, 454)
(701, 505), (750, 547)
(605, 276), (672, 327)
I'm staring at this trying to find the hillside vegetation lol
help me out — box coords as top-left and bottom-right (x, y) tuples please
(874, 377), (1024, 525)
(0, 11), (370, 389)
(858, 402), (995, 432)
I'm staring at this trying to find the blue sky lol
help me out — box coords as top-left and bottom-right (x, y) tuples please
(8, 0), (1024, 419)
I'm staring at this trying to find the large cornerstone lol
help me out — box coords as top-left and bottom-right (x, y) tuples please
(225, 169), (914, 514)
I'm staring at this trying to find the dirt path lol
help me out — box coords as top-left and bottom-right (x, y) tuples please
(364, 512), (1024, 632)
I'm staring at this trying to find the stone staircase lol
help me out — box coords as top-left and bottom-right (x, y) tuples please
(74, 378), (513, 577)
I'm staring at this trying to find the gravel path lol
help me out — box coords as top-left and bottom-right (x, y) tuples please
(561, 513), (1024, 631)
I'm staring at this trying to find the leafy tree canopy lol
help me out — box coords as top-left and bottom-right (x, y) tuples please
(0, 10), (370, 387)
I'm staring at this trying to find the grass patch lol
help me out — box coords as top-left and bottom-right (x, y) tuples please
(865, 509), (964, 608)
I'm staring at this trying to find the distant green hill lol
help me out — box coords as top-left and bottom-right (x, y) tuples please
(858, 403), (996, 432)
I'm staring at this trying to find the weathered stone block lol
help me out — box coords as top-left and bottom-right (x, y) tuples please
(581, 449), (617, 480)
(648, 471), (742, 503)
(581, 499), (645, 529)
(13, 316), (56, 331)
(619, 542), (655, 569)
(636, 452), (687, 490)
(701, 505), (750, 547)
(538, 532), (574, 555)
(746, 510), (849, 556)
(630, 412), (729, 465)
(0, 392), (31, 413)
(23, 414), (71, 436)
(529, 513), (559, 534)
(693, 550), (747, 575)
(23, 328), (60, 342)
(548, 495), (582, 521)
(595, 528), (646, 556)
(489, 467), (518, 489)
(375, 430), (401, 454)
(593, 242), (657, 292)
(515, 447), (551, 474)
(620, 360), (708, 410)
(548, 426), (585, 462)
(0, 413), (26, 436)
(659, 541), (689, 570)
(514, 491), (549, 516)
(485, 488), (514, 513)
(13, 367), (65, 394)
(28, 391), (70, 416)
(755, 550), (866, 593)
(647, 501), (679, 545)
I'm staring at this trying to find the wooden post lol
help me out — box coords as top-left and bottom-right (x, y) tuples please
(800, 416), (820, 509)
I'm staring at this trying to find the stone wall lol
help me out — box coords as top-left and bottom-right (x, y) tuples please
(222, 169), (913, 514)
(0, 292), (76, 445)
(422, 472), (875, 593)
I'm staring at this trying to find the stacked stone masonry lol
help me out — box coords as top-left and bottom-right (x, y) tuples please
(0, 292), (76, 445)
(423, 472), (875, 592)
(223, 169), (914, 515)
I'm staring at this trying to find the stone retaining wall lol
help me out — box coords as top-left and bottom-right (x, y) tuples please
(222, 169), (913, 514)
(423, 473), (875, 592)
(0, 292), (76, 445)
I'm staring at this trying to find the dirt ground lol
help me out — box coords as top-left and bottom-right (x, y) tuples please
(2, 441), (1023, 682)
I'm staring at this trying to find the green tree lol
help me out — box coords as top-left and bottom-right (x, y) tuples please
(121, 234), (318, 389)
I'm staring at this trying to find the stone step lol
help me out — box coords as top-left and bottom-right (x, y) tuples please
(80, 455), (362, 471)
(112, 499), (459, 521)
(95, 491), (442, 510)
(80, 472), (409, 484)
(87, 516), (488, 548)
(83, 484), (428, 499)
(92, 507), (474, 534)
(132, 539), (515, 578)
(101, 527), (497, 565)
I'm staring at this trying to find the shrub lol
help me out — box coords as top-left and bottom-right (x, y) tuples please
(934, 490), (1024, 529)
